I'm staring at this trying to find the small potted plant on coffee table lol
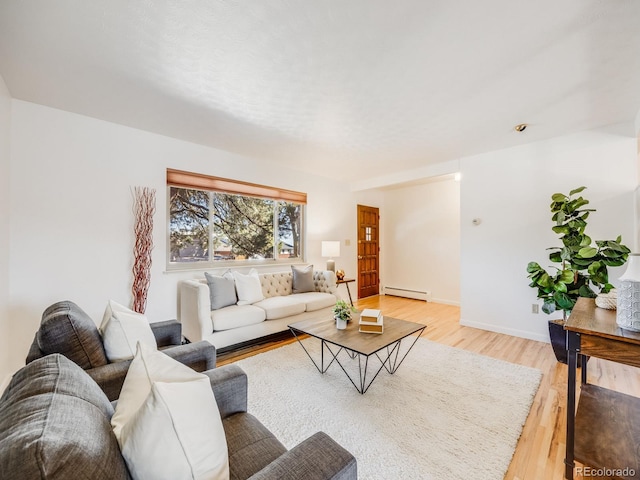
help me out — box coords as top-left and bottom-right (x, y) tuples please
(333, 299), (355, 330)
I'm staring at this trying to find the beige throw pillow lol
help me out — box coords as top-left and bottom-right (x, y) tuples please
(233, 269), (264, 305)
(112, 343), (229, 480)
(99, 300), (156, 362)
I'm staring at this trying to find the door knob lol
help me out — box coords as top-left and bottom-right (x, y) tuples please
(357, 255), (363, 260)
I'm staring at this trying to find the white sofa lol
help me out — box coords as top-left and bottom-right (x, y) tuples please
(179, 270), (338, 350)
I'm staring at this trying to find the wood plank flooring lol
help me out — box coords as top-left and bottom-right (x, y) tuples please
(217, 295), (640, 480)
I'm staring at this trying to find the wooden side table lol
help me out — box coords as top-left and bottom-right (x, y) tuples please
(336, 278), (355, 305)
(564, 297), (640, 479)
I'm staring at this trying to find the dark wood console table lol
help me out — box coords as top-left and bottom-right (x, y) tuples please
(565, 297), (640, 479)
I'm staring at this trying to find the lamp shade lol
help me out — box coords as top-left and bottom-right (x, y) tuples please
(321, 241), (340, 258)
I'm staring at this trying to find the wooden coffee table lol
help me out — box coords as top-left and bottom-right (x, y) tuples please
(288, 313), (426, 394)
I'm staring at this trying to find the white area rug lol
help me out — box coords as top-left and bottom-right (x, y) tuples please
(235, 337), (542, 480)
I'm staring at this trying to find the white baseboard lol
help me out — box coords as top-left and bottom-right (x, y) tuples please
(460, 317), (549, 343)
(432, 297), (460, 306)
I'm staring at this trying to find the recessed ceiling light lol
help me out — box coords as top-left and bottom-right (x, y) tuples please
(514, 123), (528, 132)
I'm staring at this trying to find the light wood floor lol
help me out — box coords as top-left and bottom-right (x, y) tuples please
(218, 295), (640, 480)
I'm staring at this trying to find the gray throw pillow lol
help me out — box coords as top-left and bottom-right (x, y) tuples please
(292, 264), (314, 293)
(204, 272), (237, 310)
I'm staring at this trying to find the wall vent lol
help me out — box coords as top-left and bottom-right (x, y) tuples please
(384, 286), (429, 302)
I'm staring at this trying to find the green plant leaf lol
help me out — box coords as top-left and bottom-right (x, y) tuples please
(572, 198), (589, 210)
(607, 240), (630, 253)
(551, 193), (566, 202)
(570, 257), (592, 266)
(553, 282), (567, 293)
(552, 225), (570, 234)
(602, 257), (626, 267)
(537, 273), (552, 288)
(558, 270), (574, 283)
(602, 283), (614, 293)
(542, 299), (556, 315)
(549, 251), (562, 263)
(578, 285), (597, 298)
(560, 247), (572, 261)
(569, 186), (587, 196)
(577, 247), (598, 258)
(554, 291), (575, 310)
(579, 235), (591, 247)
(526, 262), (542, 273)
(587, 261), (602, 276)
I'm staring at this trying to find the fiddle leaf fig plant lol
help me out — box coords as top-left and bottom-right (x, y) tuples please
(526, 186), (630, 318)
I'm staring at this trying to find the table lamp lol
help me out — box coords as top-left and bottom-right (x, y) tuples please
(321, 241), (340, 272)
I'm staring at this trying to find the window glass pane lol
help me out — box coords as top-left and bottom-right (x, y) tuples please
(277, 202), (302, 259)
(212, 193), (275, 260)
(169, 187), (210, 262)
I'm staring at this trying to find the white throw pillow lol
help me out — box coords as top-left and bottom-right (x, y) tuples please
(233, 269), (264, 305)
(113, 344), (229, 480)
(99, 300), (157, 362)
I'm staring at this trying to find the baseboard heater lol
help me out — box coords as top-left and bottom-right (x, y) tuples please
(383, 286), (429, 302)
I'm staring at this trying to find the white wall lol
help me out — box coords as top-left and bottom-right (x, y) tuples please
(381, 178), (460, 304)
(6, 100), (382, 376)
(0, 75), (11, 385)
(459, 130), (637, 342)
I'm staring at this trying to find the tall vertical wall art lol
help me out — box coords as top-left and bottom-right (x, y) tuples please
(132, 186), (156, 314)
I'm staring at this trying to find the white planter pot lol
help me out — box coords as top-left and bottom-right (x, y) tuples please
(336, 317), (347, 330)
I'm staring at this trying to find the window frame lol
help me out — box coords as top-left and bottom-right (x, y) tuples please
(166, 169), (307, 271)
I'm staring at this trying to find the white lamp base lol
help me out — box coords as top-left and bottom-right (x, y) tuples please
(326, 259), (335, 272)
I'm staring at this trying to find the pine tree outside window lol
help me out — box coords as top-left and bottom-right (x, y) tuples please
(167, 169), (305, 268)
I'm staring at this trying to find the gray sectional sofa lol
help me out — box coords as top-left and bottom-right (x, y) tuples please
(180, 270), (338, 350)
(0, 354), (357, 480)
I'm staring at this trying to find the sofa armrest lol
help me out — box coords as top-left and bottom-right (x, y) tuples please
(179, 280), (213, 343)
(151, 319), (182, 347)
(86, 361), (132, 401)
(162, 340), (217, 372)
(249, 432), (357, 480)
(314, 271), (337, 294)
(87, 341), (216, 401)
(203, 364), (248, 419)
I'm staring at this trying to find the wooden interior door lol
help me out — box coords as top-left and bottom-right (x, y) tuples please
(357, 205), (379, 299)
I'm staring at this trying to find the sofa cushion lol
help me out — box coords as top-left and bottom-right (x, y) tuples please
(293, 292), (338, 312)
(223, 412), (286, 480)
(99, 300), (157, 362)
(253, 296), (307, 320)
(211, 305), (266, 331)
(233, 269), (265, 305)
(38, 300), (108, 369)
(0, 354), (130, 480)
(205, 271), (237, 310)
(291, 264), (314, 293)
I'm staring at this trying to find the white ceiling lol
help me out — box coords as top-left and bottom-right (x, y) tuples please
(1, 0), (640, 184)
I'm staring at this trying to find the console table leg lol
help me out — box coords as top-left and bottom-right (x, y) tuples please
(565, 333), (579, 480)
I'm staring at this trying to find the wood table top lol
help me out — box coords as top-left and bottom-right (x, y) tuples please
(565, 297), (640, 346)
(288, 312), (425, 356)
